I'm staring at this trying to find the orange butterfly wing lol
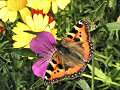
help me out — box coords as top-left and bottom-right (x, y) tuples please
(44, 51), (86, 84)
(61, 20), (93, 62)
(45, 52), (65, 81)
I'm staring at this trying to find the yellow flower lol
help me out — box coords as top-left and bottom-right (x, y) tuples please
(12, 13), (57, 48)
(51, 0), (70, 13)
(27, 0), (70, 14)
(27, 0), (51, 14)
(0, 0), (29, 22)
(12, 22), (35, 48)
(25, 14), (56, 32)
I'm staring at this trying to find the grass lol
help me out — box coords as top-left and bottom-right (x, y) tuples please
(0, 0), (120, 90)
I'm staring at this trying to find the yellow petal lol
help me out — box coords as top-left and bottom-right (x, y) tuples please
(41, 15), (49, 31)
(25, 15), (35, 31)
(13, 32), (35, 48)
(45, 21), (56, 31)
(13, 42), (27, 48)
(57, 0), (70, 9)
(27, 0), (42, 10)
(7, 0), (27, 11)
(19, 7), (31, 23)
(49, 21), (56, 29)
(33, 14), (40, 31)
(12, 22), (30, 34)
(13, 38), (29, 48)
(8, 11), (17, 22)
(42, 0), (51, 14)
(52, 0), (58, 14)
(37, 14), (43, 31)
(33, 14), (44, 32)
(1, 8), (17, 22)
(0, 7), (8, 20)
(51, 28), (57, 38)
(0, 1), (6, 8)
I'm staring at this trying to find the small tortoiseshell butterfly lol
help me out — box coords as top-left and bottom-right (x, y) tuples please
(30, 20), (93, 84)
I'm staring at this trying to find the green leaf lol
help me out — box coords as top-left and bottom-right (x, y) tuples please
(12, 48), (36, 57)
(88, 64), (108, 80)
(88, 64), (112, 84)
(0, 41), (9, 49)
(0, 73), (9, 90)
(88, 64), (120, 86)
(46, 85), (54, 90)
(30, 79), (44, 90)
(106, 22), (120, 31)
(108, 0), (116, 9)
(76, 80), (91, 90)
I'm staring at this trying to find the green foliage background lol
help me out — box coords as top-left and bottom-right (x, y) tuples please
(0, 0), (120, 90)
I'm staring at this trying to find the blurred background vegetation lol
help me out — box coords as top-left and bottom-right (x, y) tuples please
(0, 0), (120, 90)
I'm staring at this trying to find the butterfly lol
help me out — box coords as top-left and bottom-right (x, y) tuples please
(30, 20), (93, 84)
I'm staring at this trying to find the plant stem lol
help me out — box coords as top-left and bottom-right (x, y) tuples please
(92, 58), (94, 90)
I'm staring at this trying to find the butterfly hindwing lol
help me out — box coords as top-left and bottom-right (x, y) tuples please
(44, 51), (86, 84)
(44, 51), (65, 83)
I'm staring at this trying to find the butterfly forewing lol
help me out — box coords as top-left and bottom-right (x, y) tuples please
(61, 20), (93, 62)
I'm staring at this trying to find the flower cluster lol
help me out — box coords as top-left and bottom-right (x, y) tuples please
(0, 0), (70, 48)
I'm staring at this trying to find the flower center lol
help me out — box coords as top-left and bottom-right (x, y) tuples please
(7, 0), (27, 11)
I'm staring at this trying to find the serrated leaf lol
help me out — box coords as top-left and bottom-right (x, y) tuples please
(88, 64), (113, 84)
(106, 22), (120, 31)
(88, 64), (107, 79)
